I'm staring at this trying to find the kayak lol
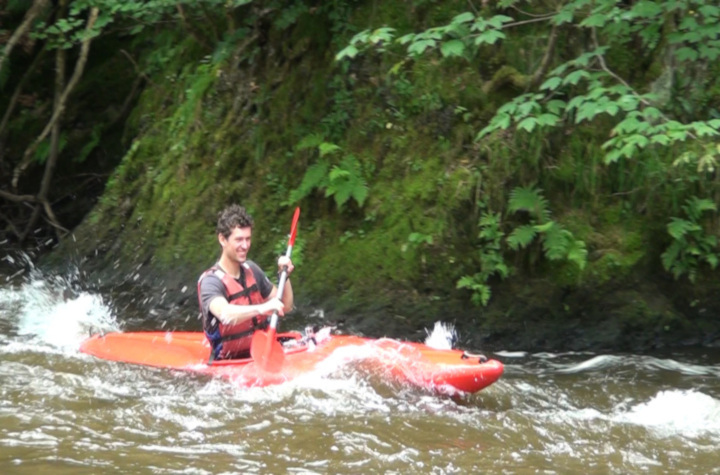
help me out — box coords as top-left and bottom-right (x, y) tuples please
(79, 328), (504, 395)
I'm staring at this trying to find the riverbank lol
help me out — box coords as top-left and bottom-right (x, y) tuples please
(13, 240), (718, 355)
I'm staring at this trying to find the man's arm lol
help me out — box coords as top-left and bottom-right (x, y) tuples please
(209, 295), (285, 325)
(200, 274), (284, 326)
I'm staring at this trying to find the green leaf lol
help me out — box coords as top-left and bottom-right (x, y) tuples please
(552, 9), (574, 26)
(546, 100), (567, 115)
(580, 14), (607, 28)
(517, 117), (537, 132)
(397, 33), (416, 45)
(452, 12), (475, 24)
(408, 39), (436, 55)
(698, 5), (720, 18)
(440, 39), (465, 57)
(630, 1), (664, 19)
(474, 29), (505, 45)
(563, 70), (590, 86)
(706, 254), (719, 269)
(651, 134), (670, 145)
(540, 76), (562, 91)
(487, 15), (514, 29)
(536, 114), (560, 127)
(675, 47), (699, 62)
(336, 45), (359, 61)
(369, 27), (395, 44)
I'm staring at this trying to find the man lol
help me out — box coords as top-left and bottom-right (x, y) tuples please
(198, 204), (294, 361)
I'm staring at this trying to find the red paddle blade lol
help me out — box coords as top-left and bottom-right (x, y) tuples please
(288, 207), (300, 246)
(250, 329), (284, 372)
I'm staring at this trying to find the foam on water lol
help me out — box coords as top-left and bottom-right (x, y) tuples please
(0, 275), (119, 354)
(616, 389), (720, 438)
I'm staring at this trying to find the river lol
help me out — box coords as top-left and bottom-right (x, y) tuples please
(1, 257), (719, 474)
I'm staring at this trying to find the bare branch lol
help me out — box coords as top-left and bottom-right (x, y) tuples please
(0, 189), (38, 203)
(0, 46), (48, 143)
(589, 28), (696, 139)
(0, 0), (50, 74)
(119, 49), (155, 86)
(527, 25), (559, 90)
(12, 7), (100, 189)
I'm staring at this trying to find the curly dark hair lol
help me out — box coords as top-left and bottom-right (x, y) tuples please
(216, 204), (254, 238)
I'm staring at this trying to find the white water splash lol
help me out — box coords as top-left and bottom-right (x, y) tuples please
(1, 277), (119, 353)
(424, 321), (456, 350)
(617, 389), (720, 438)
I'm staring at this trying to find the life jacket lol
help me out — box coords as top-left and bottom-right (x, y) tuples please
(198, 263), (267, 360)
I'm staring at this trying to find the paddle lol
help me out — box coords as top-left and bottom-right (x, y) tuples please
(250, 207), (300, 372)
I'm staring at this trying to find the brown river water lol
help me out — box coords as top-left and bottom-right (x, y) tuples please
(1, 260), (720, 474)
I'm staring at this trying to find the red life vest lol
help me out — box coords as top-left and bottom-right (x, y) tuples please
(198, 263), (267, 360)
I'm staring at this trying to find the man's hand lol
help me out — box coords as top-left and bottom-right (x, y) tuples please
(261, 297), (285, 316)
(277, 255), (294, 276)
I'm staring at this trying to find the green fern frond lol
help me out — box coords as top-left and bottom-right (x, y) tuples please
(288, 159), (329, 203)
(507, 224), (537, 250)
(319, 142), (342, 157)
(541, 224), (569, 261)
(661, 241), (682, 273)
(683, 197), (716, 222)
(666, 217), (698, 240)
(566, 239), (588, 270)
(326, 155), (368, 209)
(295, 134), (324, 151)
(508, 186), (551, 222)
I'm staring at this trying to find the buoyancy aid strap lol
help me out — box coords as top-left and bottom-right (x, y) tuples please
(218, 316), (268, 343)
(227, 283), (259, 302)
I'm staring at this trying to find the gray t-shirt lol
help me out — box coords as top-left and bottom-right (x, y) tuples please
(198, 260), (274, 325)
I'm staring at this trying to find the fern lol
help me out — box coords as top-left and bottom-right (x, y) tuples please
(458, 211), (508, 306)
(326, 155), (368, 209)
(683, 197), (716, 222)
(288, 143), (368, 211)
(666, 217), (700, 240)
(565, 239), (589, 270)
(295, 134), (324, 151)
(507, 186), (587, 270)
(542, 224), (570, 261)
(507, 224), (537, 250)
(661, 196), (719, 282)
(508, 186), (551, 223)
(288, 159), (329, 203)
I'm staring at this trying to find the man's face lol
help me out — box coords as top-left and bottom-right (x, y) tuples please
(220, 226), (252, 263)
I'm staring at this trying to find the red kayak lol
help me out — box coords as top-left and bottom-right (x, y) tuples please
(79, 329), (503, 395)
